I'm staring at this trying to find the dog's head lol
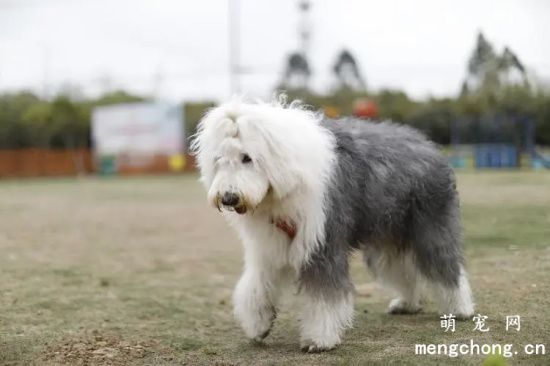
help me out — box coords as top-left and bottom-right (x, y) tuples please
(196, 110), (271, 214)
(191, 98), (331, 215)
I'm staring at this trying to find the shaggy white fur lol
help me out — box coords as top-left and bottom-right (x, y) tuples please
(192, 98), (336, 272)
(191, 98), (347, 349)
(191, 97), (474, 352)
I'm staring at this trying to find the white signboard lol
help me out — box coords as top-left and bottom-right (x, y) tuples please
(92, 102), (184, 157)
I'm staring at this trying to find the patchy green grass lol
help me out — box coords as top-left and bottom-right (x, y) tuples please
(0, 172), (549, 365)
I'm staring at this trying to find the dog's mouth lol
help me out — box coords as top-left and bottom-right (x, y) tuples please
(220, 204), (247, 215)
(214, 195), (249, 215)
(234, 205), (247, 215)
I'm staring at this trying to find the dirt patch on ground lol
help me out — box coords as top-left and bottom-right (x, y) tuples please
(43, 330), (160, 366)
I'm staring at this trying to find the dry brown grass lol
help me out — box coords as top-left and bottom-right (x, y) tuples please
(0, 172), (549, 365)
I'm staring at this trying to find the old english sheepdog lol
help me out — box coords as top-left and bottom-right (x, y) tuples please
(191, 97), (474, 352)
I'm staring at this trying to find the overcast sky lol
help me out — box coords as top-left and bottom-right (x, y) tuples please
(1, 0), (549, 102)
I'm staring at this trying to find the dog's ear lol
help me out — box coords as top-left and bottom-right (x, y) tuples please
(237, 111), (304, 200)
(256, 145), (302, 200)
(265, 164), (301, 200)
(244, 137), (300, 200)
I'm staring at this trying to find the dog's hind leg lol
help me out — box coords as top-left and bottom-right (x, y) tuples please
(364, 247), (424, 314)
(410, 209), (475, 319)
(431, 268), (474, 320)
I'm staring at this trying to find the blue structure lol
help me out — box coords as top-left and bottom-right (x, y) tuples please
(474, 144), (518, 168)
(451, 113), (539, 169)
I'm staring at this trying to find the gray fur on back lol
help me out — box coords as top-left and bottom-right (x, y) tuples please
(299, 118), (463, 298)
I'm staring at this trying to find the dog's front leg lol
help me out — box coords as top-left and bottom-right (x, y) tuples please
(297, 250), (355, 352)
(232, 267), (278, 343)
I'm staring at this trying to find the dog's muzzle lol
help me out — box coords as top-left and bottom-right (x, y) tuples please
(218, 191), (247, 214)
(221, 192), (240, 207)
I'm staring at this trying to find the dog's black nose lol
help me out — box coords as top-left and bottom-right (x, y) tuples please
(221, 192), (240, 207)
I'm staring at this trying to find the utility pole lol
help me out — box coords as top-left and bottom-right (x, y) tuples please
(297, 0), (312, 90)
(228, 0), (240, 96)
(152, 63), (164, 99)
(298, 0), (312, 60)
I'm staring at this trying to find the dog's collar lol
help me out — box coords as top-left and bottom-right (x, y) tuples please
(271, 217), (297, 240)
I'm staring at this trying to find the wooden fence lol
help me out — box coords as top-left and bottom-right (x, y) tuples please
(0, 149), (196, 178)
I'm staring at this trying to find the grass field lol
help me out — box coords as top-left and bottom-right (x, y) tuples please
(1, 171), (549, 365)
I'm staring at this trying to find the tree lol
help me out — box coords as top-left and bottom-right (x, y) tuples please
(374, 89), (417, 122)
(498, 47), (528, 87)
(93, 90), (147, 106)
(49, 97), (85, 149)
(467, 32), (497, 79)
(409, 98), (455, 145)
(499, 47), (525, 74)
(463, 33), (530, 99)
(332, 49), (366, 91)
(465, 32), (500, 102)
(21, 102), (53, 148)
(0, 91), (40, 149)
(278, 52), (311, 92)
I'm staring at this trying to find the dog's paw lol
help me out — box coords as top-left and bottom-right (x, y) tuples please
(300, 339), (338, 353)
(250, 327), (272, 344)
(388, 298), (422, 315)
(300, 343), (336, 353)
(440, 304), (474, 321)
(245, 307), (276, 343)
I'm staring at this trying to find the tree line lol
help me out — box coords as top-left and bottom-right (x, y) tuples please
(0, 90), (215, 150)
(277, 32), (550, 146)
(0, 32), (549, 150)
